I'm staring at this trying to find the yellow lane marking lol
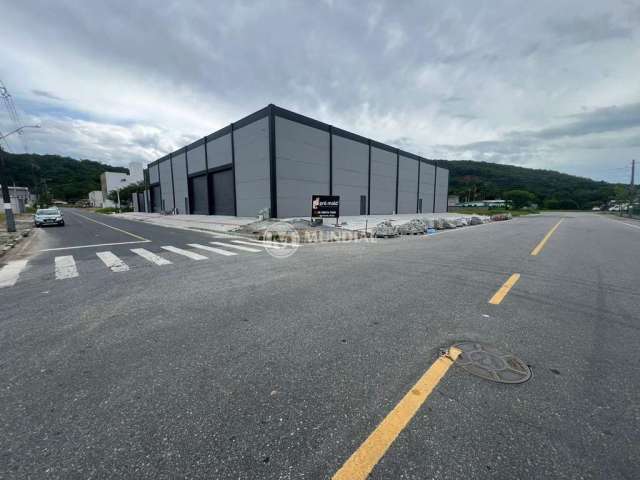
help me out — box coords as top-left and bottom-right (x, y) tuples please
(70, 211), (149, 241)
(489, 273), (521, 305)
(530, 219), (563, 256)
(332, 347), (462, 480)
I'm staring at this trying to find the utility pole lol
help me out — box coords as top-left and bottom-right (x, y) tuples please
(0, 145), (16, 232)
(631, 160), (636, 218)
(0, 125), (41, 231)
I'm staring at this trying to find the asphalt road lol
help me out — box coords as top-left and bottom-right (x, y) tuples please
(1, 210), (638, 479)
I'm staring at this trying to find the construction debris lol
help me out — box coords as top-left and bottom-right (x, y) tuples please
(397, 218), (427, 235)
(374, 220), (398, 238)
(490, 213), (513, 221)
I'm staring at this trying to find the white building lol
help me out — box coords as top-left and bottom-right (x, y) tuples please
(99, 162), (143, 207)
(0, 185), (32, 213)
(88, 190), (104, 207)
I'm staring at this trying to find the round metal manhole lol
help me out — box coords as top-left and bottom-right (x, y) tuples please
(453, 341), (532, 384)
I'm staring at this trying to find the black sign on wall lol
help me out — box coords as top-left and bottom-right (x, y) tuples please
(311, 195), (340, 218)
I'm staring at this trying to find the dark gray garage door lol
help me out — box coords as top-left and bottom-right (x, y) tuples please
(151, 185), (161, 213)
(209, 169), (235, 215)
(189, 174), (208, 215)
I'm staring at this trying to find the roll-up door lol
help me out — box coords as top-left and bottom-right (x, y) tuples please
(151, 185), (161, 213)
(189, 174), (208, 215)
(209, 169), (235, 215)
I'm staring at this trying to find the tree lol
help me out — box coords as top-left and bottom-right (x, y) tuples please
(37, 190), (52, 208)
(503, 190), (536, 209)
(543, 198), (561, 210)
(613, 185), (632, 216)
(440, 159), (619, 210)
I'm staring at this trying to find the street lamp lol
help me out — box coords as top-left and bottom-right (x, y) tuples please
(0, 125), (41, 141)
(0, 125), (42, 232)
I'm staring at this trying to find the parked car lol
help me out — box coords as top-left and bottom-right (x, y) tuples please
(34, 208), (65, 227)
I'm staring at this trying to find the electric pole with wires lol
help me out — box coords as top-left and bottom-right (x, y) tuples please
(0, 144), (17, 232)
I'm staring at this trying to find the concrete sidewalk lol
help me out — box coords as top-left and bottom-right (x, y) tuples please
(111, 212), (257, 234)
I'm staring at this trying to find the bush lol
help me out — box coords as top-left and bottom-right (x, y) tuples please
(95, 207), (120, 214)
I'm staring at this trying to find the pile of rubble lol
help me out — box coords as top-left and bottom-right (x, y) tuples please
(373, 214), (496, 238)
(237, 218), (366, 243)
(490, 212), (513, 221)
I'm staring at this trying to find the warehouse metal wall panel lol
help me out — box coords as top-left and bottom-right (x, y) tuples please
(206, 133), (232, 169)
(187, 144), (206, 174)
(172, 152), (189, 214)
(397, 155), (419, 214)
(370, 147), (397, 214)
(274, 116), (330, 218)
(418, 162), (435, 213)
(158, 159), (174, 212)
(149, 163), (159, 184)
(332, 135), (369, 216)
(435, 167), (449, 212)
(234, 117), (270, 217)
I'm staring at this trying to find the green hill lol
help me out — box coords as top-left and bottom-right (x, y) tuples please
(438, 160), (618, 209)
(0, 151), (620, 209)
(0, 152), (128, 202)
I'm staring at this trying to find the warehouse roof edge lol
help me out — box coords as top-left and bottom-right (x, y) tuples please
(146, 104), (441, 169)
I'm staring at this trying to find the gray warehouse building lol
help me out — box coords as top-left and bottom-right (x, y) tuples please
(142, 104), (449, 218)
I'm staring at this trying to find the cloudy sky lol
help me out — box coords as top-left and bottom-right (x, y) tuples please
(1, 0), (639, 183)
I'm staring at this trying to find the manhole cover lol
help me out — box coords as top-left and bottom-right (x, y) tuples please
(453, 341), (531, 384)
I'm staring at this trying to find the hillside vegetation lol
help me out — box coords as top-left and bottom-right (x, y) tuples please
(439, 160), (618, 209)
(0, 152), (620, 209)
(0, 152), (127, 202)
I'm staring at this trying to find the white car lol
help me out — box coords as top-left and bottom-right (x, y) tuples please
(34, 208), (65, 227)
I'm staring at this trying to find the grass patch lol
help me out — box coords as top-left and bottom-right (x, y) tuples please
(94, 207), (120, 214)
(453, 207), (539, 217)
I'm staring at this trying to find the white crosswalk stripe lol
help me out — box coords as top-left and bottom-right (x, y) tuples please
(2, 241), (266, 288)
(232, 239), (285, 249)
(96, 251), (129, 272)
(131, 248), (172, 266)
(55, 256), (79, 279)
(188, 243), (237, 256)
(161, 245), (207, 260)
(0, 259), (29, 288)
(209, 241), (261, 253)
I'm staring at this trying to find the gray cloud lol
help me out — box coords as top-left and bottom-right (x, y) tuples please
(0, 0), (638, 183)
(31, 89), (63, 101)
(548, 13), (633, 45)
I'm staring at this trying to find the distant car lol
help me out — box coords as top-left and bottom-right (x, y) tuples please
(34, 208), (65, 227)
(591, 207), (600, 211)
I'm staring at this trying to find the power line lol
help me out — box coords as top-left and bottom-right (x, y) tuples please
(0, 128), (12, 153)
(0, 80), (29, 153)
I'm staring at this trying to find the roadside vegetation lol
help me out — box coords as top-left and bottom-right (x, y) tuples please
(452, 207), (539, 217)
(441, 160), (619, 210)
(1, 151), (127, 203)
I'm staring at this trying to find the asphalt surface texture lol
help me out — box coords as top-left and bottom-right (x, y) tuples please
(1, 209), (638, 479)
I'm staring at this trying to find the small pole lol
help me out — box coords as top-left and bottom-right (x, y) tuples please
(0, 146), (16, 232)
